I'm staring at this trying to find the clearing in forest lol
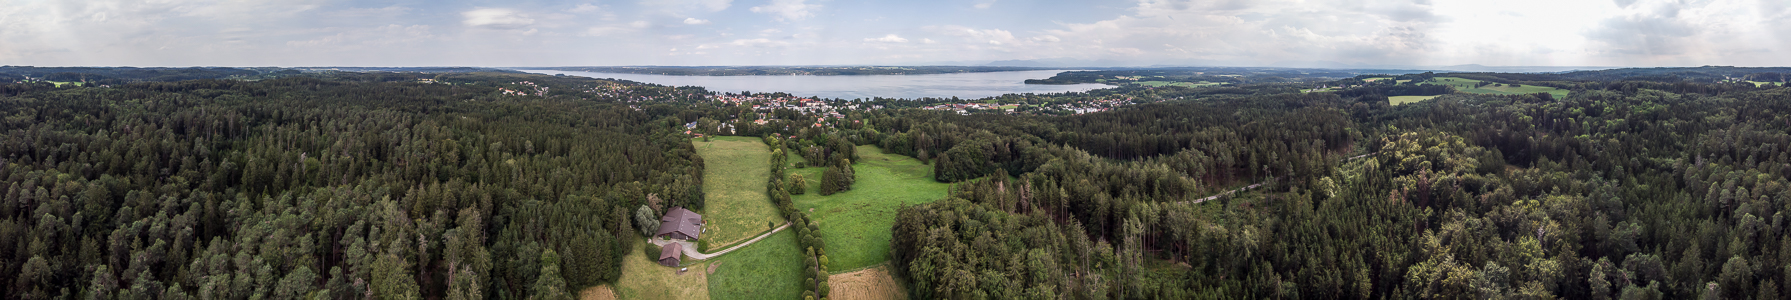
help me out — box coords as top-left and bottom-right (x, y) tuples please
(1135, 81), (1221, 88)
(603, 245), (711, 300)
(1423, 77), (1569, 99)
(694, 136), (787, 247)
(707, 230), (806, 299)
(828, 265), (910, 300)
(789, 145), (952, 271)
(1390, 95), (1440, 105)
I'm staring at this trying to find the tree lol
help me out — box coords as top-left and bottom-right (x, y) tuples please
(635, 205), (660, 236)
(372, 253), (421, 300)
(789, 174), (808, 195)
(530, 249), (572, 300)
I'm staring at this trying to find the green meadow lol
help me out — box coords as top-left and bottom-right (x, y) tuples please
(693, 136), (787, 247)
(787, 145), (952, 272)
(1390, 95), (1441, 105)
(1135, 81), (1221, 88)
(707, 230), (805, 299)
(1423, 77), (1569, 99)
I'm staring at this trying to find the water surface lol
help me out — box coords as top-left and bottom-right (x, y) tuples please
(517, 69), (1109, 100)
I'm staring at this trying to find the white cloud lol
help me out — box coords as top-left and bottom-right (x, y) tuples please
(462, 8), (534, 30)
(287, 24), (436, 47)
(570, 4), (601, 13)
(728, 38), (790, 47)
(864, 34), (908, 43)
(751, 0), (817, 21)
(974, 0), (997, 9)
(684, 18), (711, 25)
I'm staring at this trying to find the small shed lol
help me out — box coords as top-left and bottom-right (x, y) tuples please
(659, 243), (683, 267)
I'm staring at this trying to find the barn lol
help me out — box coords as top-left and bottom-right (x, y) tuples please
(655, 207), (704, 241)
(659, 243), (683, 267)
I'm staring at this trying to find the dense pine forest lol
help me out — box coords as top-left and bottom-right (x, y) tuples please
(4, 67), (1791, 299)
(0, 72), (706, 299)
(881, 77), (1791, 299)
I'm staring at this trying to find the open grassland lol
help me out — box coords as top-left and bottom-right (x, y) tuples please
(694, 136), (786, 247)
(789, 145), (952, 271)
(828, 265), (909, 300)
(603, 245), (711, 300)
(1423, 77), (1569, 99)
(1390, 95), (1441, 105)
(1135, 81), (1221, 88)
(47, 81), (82, 87)
(707, 230), (805, 299)
(1362, 77), (1392, 82)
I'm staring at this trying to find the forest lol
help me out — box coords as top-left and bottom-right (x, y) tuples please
(878, 71), (1791, 299)
(0, 72), (706, 299)
(4, 66), (1791, 299)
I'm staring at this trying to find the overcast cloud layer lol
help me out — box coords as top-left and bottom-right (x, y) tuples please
(2, 0), (1788, 67)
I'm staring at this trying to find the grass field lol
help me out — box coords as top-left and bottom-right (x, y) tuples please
(603, 244), (711, 300)
(1135, 81), (1220, 88)
(828, 265), (909, 300)
(707, 230), (806, 299)
(788, 145), (952, 271)
(1389, 95), (1440, 105)
(47, 81), (82, 87)
(694, 136), (787, 247)
(1423, 77), (1569, 98)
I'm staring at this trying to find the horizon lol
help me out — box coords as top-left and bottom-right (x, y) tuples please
(4, 0), (1789, 67)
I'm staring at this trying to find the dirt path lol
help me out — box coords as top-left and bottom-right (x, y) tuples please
(651, 222), (791, 260)
(1182, 152), (1376, 205)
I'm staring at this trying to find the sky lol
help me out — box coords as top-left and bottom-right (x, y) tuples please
(1, 0), (1788, 67)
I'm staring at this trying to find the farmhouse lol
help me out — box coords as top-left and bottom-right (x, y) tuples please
(656, 207), (704, 240)
(659, 243), (683, 267)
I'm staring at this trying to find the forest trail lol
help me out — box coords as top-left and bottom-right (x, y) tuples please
(651, 222), (791, 260)
(1184, 152), (1376, 204)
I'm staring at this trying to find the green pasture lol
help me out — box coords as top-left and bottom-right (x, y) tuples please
(1390, 95), (1441, 105)
(693, 136), (786, 247)
(1424, 77), (1569, 99)
(707, 230), (805, 299)
(1135, 81), (1221, 88)
(787, 145), (952, 272)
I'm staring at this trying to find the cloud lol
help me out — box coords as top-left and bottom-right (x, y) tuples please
(684, 18), (711, 25)
(645, 0), (734, 14)
(462, 8), (534, 30)
(864, 34), (908, 43)
(751, 0), (817, 21)
(287, 24), (436, 47)
(570, 4), (602, 13)
(974, 0), (997, 9)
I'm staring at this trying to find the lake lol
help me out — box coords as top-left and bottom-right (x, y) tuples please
(516, 69), (1110, 100)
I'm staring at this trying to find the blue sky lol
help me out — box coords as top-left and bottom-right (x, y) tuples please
(2, 0), (1789, 67)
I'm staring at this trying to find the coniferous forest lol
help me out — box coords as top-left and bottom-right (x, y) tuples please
(3, 68), (1791, 299)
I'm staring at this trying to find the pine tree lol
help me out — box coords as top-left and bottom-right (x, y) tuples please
(529, 249), (571, 300)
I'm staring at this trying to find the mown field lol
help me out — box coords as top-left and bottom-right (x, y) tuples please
(828, 265), (909, 300)
(1423, 77), (1569, 98)
(788, 145), (952, 272)
(1389, 95), (1440, 105)
(599, 245), (711, 300)
(707, 230), (806, 299)
(693, 136), (786, 247)
(1134, 81), (1221, 88)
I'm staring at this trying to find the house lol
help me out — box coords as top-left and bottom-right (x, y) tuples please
(655, 207), (704, 241)
(659, 243), (683, 267)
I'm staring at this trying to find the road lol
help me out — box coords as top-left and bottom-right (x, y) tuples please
(650, 221), (792, 260)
